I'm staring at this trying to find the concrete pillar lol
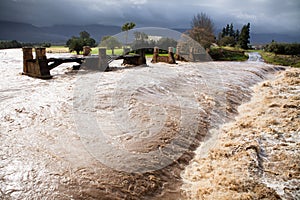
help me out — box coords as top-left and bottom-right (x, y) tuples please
(35, 47), (50, 78)
(35, 48), (46, 60)
(152, 46), (159, 63)
(98, 47), (108, 71)
(168, 47), (176, 64)
(138, 49), (146, 65)
(189, 47), (195, 61)
(123, 47), (130, 55)
(83, 46), (91, 56)
(22, 47), (33, 73)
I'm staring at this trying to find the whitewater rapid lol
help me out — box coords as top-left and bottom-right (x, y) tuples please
(0, 49), (287, 199)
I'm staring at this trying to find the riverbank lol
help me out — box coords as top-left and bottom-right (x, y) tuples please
(181, 67), (300, 199)
(260, 51), (300, 68)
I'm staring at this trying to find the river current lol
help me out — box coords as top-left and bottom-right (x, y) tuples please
(0, 49), (283, 199)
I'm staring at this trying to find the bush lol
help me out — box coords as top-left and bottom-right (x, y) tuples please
(265, 42), (300, 55)
(209, 47), (248, 61)
(0, 40), (22, 49)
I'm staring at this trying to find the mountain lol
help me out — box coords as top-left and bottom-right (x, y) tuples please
(40, 24), (121, 42)
(0, 20), (121, 43)
(0, 21), (68, 43)
(0, 20), (299, 44)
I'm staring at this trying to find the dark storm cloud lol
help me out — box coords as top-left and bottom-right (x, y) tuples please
(0, 0), (299, 34)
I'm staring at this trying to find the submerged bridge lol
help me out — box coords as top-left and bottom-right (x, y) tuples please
(22, 47), (146, 79)
(22, 45), (200, 79)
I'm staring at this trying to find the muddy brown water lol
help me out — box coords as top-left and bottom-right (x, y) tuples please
(0, 49), (283, 199)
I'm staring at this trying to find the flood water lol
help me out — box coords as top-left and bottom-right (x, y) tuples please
(0, 49), (283, 199)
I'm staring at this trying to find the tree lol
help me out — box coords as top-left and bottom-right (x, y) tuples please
(80, 31), (90, 39)
(66, 31), (96, 54)
(100, 36), (121, 55)
(219, 36), (236, 47)
(156, 37), (177, 51)
(234, 29), (240, 43)
(67, 37), (83, 54)
(121, 22), (136, 45)
(131, 31), (149, 50)
(225, 24), (230, 36)
(238, 23), (250, 49)
(229, 23), (234, 37)
(189, 13), (215, 49)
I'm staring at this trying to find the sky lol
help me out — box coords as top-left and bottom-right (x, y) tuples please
(0, 0), (300, 35)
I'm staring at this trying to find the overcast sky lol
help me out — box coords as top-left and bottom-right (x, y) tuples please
(0, 0), (299, 35)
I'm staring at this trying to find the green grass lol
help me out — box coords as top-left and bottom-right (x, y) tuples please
(209, 47), (248, 61)
(90, 48), (124, 55)
(260, 51), (300, 68)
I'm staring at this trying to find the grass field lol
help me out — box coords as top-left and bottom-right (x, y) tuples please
(209, 47), (248, 61)
(260, 51), (300, 68)
(46, 46), (70, 53)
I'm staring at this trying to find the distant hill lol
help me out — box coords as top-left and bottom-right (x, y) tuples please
(0, 21), (68, 43)
(40, 24), (121, 42)
(0, 20), (299, 44)
(0, 20), (121, 43)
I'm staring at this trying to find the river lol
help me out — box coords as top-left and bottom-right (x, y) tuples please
(0, 49), (288, 199)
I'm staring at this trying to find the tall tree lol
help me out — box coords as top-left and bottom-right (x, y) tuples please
(229, 23), (234, 37)
(80, 31), (90, 39)
(121, 22), (136, 46)
(100, 36), (121, 55)
(221, 27), (226, 37)
(238, 23), (250, 49)
(189, 12), (215, 49)
(225, 24), (230, 36)
(234, 29), (240, 43)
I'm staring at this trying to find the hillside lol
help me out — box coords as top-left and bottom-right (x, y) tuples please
(0, 21), (120, 43)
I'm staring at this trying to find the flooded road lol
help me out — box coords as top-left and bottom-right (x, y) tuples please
(0, 49), (285, 199)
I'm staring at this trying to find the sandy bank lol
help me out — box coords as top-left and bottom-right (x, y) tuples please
(182, 67), (300, 200)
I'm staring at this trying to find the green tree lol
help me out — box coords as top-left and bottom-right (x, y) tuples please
(229, 23), (234, 37)
(121, 22), (136, 45)
(80, 31), (90, 39)
(67, 37), (83, 55)
(221, 27), (226, 37)
(219, 36), (236, 47)
(225, 24), (230, 36)
(234, 29), (240, 43)
(100, 36), (121, 55)
(131, 31), (149, 50)
(66, 31), (96, 54)
(238, 23), (250, 49)
(189, 12), (215, 49)
(156, 37), (178, 51)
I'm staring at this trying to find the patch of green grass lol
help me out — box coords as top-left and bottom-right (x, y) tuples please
(91, 48), (124, 55)
(260, 51), (300, 68)
(209, 47), (248, 61)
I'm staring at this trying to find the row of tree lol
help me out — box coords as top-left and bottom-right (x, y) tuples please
(217, 23), (251, 49)
(0, 40), (51, 49)
(66, 14), (251, 55)
(99, 32), (177, 55)
(265, 42), (300, 55)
